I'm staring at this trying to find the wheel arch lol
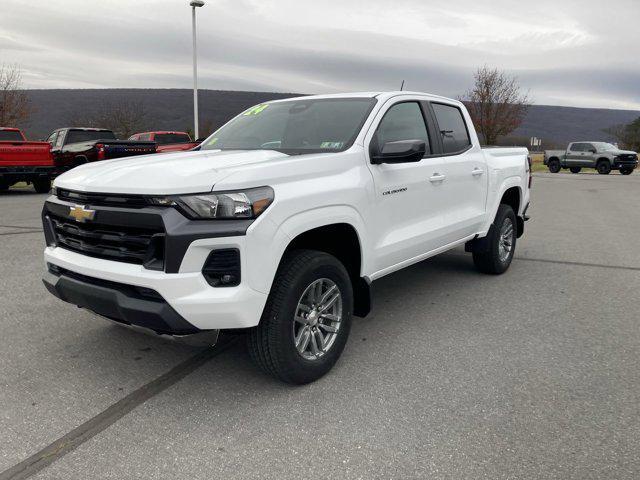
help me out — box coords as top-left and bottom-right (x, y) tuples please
(269, 207), (371, 317)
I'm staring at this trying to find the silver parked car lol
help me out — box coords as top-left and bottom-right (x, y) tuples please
(544, 142), (638, 175)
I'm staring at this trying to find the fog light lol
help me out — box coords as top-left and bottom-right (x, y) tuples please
(202, 249), (241, 287)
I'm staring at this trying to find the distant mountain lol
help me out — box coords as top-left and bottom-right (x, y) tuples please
(18, 89), (640, 147)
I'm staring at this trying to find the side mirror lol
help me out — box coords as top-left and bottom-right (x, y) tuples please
(371, 139), (426, 164)
(590, 149), (597, 154)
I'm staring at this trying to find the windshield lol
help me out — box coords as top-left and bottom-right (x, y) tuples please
(200, 97), (377, 154)
(155, 133), (191, 145)
(66, 130), (117, 144)
(0, 130), (24, 141)
(593, 142), (618, 151)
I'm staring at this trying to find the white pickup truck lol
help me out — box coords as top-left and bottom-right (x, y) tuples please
(42, 91), (531, 384)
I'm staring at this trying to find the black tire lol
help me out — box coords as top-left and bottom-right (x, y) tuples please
(32, 177), (51, 194)
(596, 160), (611, 175)
(569, 167), (581, 174)
(547, 159), (561, 173)
(620, 168), (634, 175)
(248, 249), (353, 384)
(472, 204), (517, 275)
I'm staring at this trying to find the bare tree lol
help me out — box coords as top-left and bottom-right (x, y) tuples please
(461, 66), (530, 145)
(66, 99), (148, 138)
(604, 118), (640, 151)
(0, 64), (32, 126)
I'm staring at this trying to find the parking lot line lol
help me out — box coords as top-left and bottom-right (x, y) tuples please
(0, 339), (238, 480)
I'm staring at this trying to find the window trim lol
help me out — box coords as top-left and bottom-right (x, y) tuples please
(427, 101), (473, 157)
(368, 99), (434, 161)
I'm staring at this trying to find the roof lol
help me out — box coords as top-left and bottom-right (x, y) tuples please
(266, 91), (460, 104)
(0, 127), (21, 131)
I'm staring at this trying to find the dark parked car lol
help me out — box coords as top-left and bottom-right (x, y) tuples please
(129, 131), (200, 153)
(46, 128), (157, 170)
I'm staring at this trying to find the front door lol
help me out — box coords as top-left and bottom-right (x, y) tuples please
(365, 99), (448, 273)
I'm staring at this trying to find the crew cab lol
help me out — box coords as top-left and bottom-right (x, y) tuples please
(544, 142), (638, 175)
(129, 131), (200, 153)
(41, 92), (531, 384)
(46, 128), (157, 170)
(0, 127), (55, 193)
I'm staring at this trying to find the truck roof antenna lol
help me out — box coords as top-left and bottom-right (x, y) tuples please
(400, 80), (405, 91)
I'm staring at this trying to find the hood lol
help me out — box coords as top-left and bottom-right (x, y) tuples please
(54, 149), (289, 194)
(610, 149), (638, 156)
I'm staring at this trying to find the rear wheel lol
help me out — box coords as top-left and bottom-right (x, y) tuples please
(596, 160), (611, 175)
(620, 168), (634, 175)
(248, 249), (353, 384)
(32, 177), (51, 194)
(569, 167), (581, 174)
(473, 204), (517, 275)
(548, 159), (561, 173)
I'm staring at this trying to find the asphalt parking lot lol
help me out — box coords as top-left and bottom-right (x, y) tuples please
(1, 172), (639, 480)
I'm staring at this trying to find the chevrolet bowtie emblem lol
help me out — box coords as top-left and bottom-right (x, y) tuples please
(68, 205), (96, 223)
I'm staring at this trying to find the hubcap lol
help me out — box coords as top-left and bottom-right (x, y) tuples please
(498, 217), (514, 263)
(293, 278), (342, 360)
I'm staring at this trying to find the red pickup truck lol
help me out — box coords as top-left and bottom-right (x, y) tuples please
(128, 131), (199, 153)
(0, 127), (56, 193)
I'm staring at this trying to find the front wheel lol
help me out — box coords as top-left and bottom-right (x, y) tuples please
(570, 167), (581, 174)
(248, 249), (353, 384)
(32, 177), (51, 194)
(473, 204), (517, 275)
(620, 168), (634, 175)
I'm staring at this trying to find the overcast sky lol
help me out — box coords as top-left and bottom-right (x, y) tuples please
(2, 0), (639, 109)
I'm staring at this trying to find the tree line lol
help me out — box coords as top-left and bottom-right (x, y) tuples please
(2, 62), (639, 150)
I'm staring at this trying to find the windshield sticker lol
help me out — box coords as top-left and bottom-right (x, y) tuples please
(320, 141), (344, 149)
(208, 137), (218, 145)
(243, 104), (269, 116)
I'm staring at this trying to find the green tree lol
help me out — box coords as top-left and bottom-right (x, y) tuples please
(604, 118), (640, 152)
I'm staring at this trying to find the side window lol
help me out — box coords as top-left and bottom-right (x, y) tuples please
(54, 132), (65, 149)
(46, 132), (58, 146)
(374, 102), (430, 154)
(569, 143), (583, 152)
(141, 133), (152, 141)
(431, 103), (471, 154)
(584, 143), (596, 153)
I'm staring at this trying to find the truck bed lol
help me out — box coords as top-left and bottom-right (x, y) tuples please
(0, 141), (54, 167)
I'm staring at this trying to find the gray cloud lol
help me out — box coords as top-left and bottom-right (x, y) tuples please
(1, 0), (639, 109)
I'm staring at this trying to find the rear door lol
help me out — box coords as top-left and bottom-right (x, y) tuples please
(428, 101), (487, 242)
(566, 143), (586, 166)
(364, 98), (448, 272)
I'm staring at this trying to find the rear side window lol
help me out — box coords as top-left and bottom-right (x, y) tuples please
(569, 143), (584, 152)
(374, 102), (430, 154)
(432, 103), (471, 154)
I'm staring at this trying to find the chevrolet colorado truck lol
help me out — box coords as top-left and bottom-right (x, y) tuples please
(128, 131), (200, 153)
(544, 142), (638, 175)
(46, 127), (157, 170)
(42, 92), (531, 384)
(0, 127), (55, 193)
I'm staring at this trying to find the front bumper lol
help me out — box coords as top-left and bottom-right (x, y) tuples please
(43, 265), (199, 335)
(44, 245), (269, 330)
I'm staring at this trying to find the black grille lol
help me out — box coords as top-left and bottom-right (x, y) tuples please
(49, 215), (165, 268)
(56, 189), (150, 208)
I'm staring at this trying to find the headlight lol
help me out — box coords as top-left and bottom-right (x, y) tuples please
(149, 186), (274, 220)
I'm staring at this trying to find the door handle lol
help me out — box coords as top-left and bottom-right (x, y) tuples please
(472, 168), (484, 177)
(429, 174), (446, 183)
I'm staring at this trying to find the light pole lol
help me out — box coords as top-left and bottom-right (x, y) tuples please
(190, 0), (205, 140)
